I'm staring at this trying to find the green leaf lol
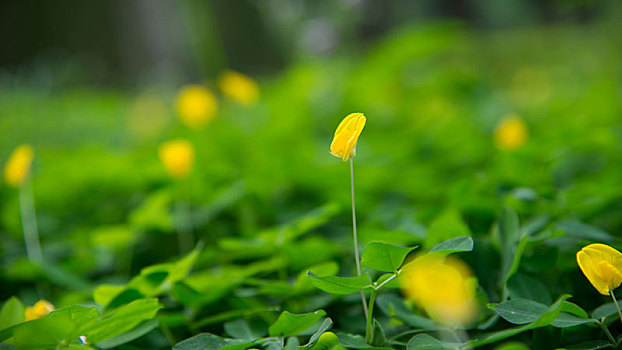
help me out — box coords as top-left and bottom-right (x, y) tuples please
(592, 303), (618, 320)
(551, 313), (595, 328)
(424, 208), (471, 248)
(310, 331), (346, 350)
(80, 298), (162, 344)
(370, 319), (386, 347)
(295, 261), (339, 292)
(407, 334), (458, 349)
(4, 305), (98, 348)
(336, 333), (392, 349)
(507, 274), (552, 305)
(95, 318), (158, 349)
(498, 206), (520, 281)
(493, 342), (531, 350)
(494, 299), (548, 325)
(560, 302), (589, 319)
(471, 295), (571, 347)
(429, 236), (474, 253)
(173, 333), (253, 350)
(0, 297), (24, 331)
(269, 310), (326, 337)
(307, 272), (372, 295)
(285, 336), (300, 350)
(361, 242), (417, 272)
(224, 319), (265, 341)
(563, 340), (614, 350)
(306, 318), (334, 347)
(494, 297), (592, 328)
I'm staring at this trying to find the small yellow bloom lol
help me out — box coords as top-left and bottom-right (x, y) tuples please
(218, 70), (260, 105)
(400, 254), (477, 326)
(24, 300), (55, 321)
(176, 85), (218, 129)
(577, 243), (622, 295)
(4, 144), (35, 187)
(158, 139), (195, 179)
(493, 115), (528, 151)
(329, 113), (366, 162)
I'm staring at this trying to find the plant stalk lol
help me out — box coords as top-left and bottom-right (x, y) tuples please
(350, 159), (368, 318)
(366, 289), (377, 344)
(598, 320), (617, 346)
(610, 290), (622, 326)
(19, 181), (42, 264)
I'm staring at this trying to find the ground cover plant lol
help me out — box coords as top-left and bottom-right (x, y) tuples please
(2, 14), (622, 350)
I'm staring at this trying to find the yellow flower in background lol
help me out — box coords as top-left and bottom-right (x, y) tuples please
(4, 144), (35, 187)
(218, 70), (260, 105)
(577, 243), (622, 295)
(176, 85), (218, 129)
(158, 139), (195, 179)
(24, 300), (55, 321)
(493, 115), (528, 151)
(330, 113), (366, 161)
(400, 254), (477, 326)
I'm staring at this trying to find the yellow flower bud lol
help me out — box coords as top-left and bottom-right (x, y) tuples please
(577, 243), (622, 295)
(329, 113), (366, 162)
(218, 70), (260, 105)
(176, 85), (218, 129)
(493, 115), (528, 151)
(4, 144), (35, 187)
(158, 139), (195, 179)
(400, 254), (477, 326)
(24, 300), (54, 321)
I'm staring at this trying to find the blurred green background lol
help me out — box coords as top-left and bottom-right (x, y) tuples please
(1, 0), (622, 348)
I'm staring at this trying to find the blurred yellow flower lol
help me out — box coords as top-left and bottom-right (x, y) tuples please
(400, 254), (477, 326)
(218, 70), (260, 105)
(4, 144), (35, 187)
(493, 115), (528, 151)
(176, 85), (218, 129)
(158, 139), (195, 179)
(577, 243), (622, 295)
(330, 113), (366, 161)
(24, 300), (54, 321)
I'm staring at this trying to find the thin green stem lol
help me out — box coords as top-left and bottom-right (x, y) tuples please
(610, 290), (622, 326)
(599, 320), (617, 346)
(366, 289), (377, 344)
(19, 180), (42, 264)
(376, 272), (398, 290)
(350, 159), (368, 318)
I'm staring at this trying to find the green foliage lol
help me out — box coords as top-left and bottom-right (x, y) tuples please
(307, 273), (372, 295)
(0, 298), (162, 349)
(3, 17), (622, 350)
(269, 310), (326, 337)
(361, 242), (417, 272)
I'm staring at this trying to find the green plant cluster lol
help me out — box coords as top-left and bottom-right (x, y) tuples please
(1, 20), (622, 349)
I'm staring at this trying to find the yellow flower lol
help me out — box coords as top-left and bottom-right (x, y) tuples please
(400, 254), (477, 326)
(493, 115), (528, 151)
(218, 70), (260, 105)
(24, 300), (55, 321)
(176, 85), (218, 129)
(158, 139), (195, 179)
(4, 144), (35, 187)
(577, 243), (622, 295)
(329, 113), (366, 161)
